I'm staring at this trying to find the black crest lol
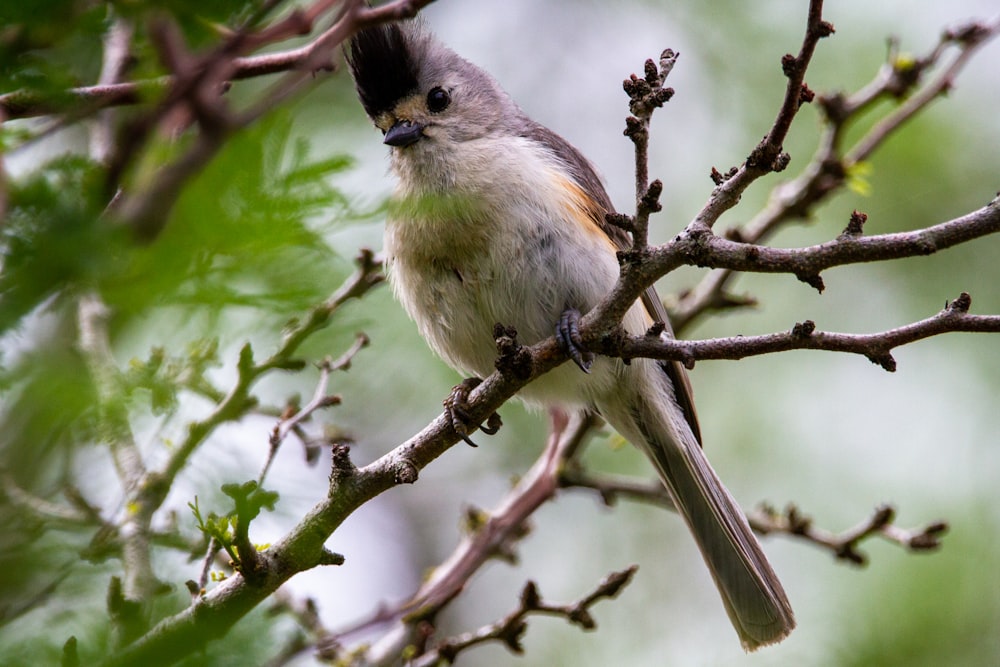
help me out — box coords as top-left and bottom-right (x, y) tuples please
(347, 23), (420, 118)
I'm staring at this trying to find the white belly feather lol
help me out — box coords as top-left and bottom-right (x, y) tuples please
(384, 135), (648, 407)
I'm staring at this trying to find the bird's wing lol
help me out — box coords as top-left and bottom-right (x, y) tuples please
(522, 122), (702, 444)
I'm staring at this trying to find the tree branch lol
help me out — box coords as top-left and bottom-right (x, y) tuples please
(846, 18), (1000, 165)
(595, 195), (1000, 332)
(158, 250), (383, 502)
(410, 568), (637, 667)
(49, 6), (997, 665)
(102, 0), (435, 241)
(0, 0), (438, 121)
(618, 48), (677, 249)
(748, 503), (948, 565)
(346, 412), (600, 665)
(261, 333), (369, 483)
(559, 467), (947, 566)
(689, 0), (832, 233)
(77, 293), (158, 644)
(88, 15), (134, 165)
(607, 292), (1000, 372)
(671, 16), (1000, 332)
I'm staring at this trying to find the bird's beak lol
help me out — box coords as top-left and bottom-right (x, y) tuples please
(384, 119), (425, 147)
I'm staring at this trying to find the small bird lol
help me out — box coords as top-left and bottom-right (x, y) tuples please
(347, 20), (795, 650)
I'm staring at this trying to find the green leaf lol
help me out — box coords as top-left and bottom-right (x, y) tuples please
(104, 111), (357, 321)
(845, 161), (874, 197)
(0, 155), (124, 335)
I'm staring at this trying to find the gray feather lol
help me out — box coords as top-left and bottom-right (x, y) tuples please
(522, 120), (702, 442)
(629, 385), (795, 650)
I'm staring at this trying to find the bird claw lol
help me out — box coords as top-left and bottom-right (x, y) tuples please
(556, 308), (594, 373)
(444, 378), (502, 447)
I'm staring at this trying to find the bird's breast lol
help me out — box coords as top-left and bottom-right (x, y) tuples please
(384, 135), (625, 401)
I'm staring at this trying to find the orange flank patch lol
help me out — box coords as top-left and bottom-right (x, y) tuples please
(553, 173), (620, 254)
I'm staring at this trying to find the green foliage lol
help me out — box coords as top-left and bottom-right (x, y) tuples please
(0, 0), (261, 95)
(1, 107), (356, 344)
(221, 479), (279, 520)
(0, 88), (362, 665)
(124, 339), (221, 416)
(0, 0), (106, 93)
(0, 155), (120, 334)
(190, 482), (279, 566)
(0, 108), (357, 462)
(107, 112), (354, 320)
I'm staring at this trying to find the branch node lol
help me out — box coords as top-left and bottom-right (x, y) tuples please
(773, 151), (792, 172)
(791, 320), (816, 338)
(781, 53), (799, 78)
(623, 115), (642, 139)
(818, 91), (849, 123)
(318, 548), (346, 567)
(945, 21), (992, 46)
(815, 20), (836, 39)
(909, 521), (949, 550)
(494, 324), (533, 380)
(840, 210), (869, 238)
(709, 165), (739, 185)
(680, 349), (696, 370)
(328, 440), (356, 480)
(604, 212), (635, 233)
(520, 580), (542, 610)
(641, 179), (664, 214)
(798, 82), (816, 106)
(747, 142), (791, 173)
(796, 273), (826, 293)
(393, 459), (419, 485)
(947, 292), (972, 313)
(594, 564), (639, 599)
(868, 351), (897, 372)
(568, 607), (596, 630)
(870, 503), (896, 529)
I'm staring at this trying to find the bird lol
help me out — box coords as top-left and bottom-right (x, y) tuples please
(346, 19), (795, 650)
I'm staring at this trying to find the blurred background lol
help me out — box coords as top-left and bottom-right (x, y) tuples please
(2, 1), (999, 665)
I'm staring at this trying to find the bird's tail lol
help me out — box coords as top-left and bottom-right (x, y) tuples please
(602, 364), (795, 650)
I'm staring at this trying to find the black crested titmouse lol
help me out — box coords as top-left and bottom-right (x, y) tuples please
(347, 21), (795, 650)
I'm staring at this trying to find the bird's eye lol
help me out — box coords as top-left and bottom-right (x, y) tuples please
(426, 87), (451, 113)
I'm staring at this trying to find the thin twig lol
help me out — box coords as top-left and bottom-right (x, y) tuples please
(690, 0), (832, 233)
(748, 503), (948, 565)
(188, 537), (222, 603)
(559, 468), (947, 565)
(609, 292), (1000, 372)
(847, 18), (1000, 164)
(77, 294), (156, 612)
(559, 468), (674, 510)
(410, 567), (638, 667)
(160, 250), (383, 498)
(261, 333), (368, 483)
(89, 15), (134, 164)
(324, 412), (600, 663)
(671, 17), (1000, 332)
(0, 472), (97, 525)
(620, 48), (677, 250)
